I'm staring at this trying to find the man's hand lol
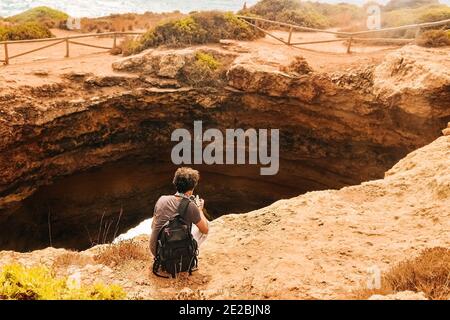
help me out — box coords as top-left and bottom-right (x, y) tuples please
(198, 198), (205, 210)
(196, 198), (209, 234)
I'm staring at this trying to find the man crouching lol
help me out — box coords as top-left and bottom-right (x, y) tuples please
(150, 167), (209, 277)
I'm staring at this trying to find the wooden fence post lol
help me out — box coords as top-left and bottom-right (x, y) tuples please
(347, 37), (353, 54)
(65, 38), (69, 58)
(287, 27), (293, 45)
(113, 33), (117, 49)
(4, 42), (9, 65)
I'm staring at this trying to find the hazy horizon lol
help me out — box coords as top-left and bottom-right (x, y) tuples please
(1, 0), (449, 18)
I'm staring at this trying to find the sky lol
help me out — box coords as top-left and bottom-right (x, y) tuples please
(0, 0), (449, 18)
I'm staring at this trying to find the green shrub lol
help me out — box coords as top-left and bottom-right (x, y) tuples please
(180, 51), (227, 87)
(0, 22), (53, 41)
(195, 51), (221, 70)
(243, 0), (331, 28)
(417, 5), (450, 22)
(6, 6), (68, 28)
(382, 5), (450, 27)
(276, 8), (329, 29)
(131, 11), (261, 53)
(0, 264), (126, 300)
(242, 0), (300, 20)
(416, 29), (450, 47)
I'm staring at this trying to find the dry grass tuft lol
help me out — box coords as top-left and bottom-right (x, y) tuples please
(280, 56), (313, 74)
(117, 36), (143, 56)
(416, 29), (450, 47)
(354, 247), (450, 300)
(94, 241), (150, 267)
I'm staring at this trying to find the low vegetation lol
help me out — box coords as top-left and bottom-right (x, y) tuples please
(0, 22), (53, 41)
(241, 0), (330, 29)
(80, 11), (185, 33)
(195, 51), (221, 70)
(181, 51), (227, 87)
(145, 11), (260, 47)
(380, 4), (450, 38)
(94, 241), (150, 267)
(0, 7), (61, 41)
(117, 36), (142, 56)
(119, 11), (261, 55)
(242, 0), (367, 29)
(355, 247), (450, 300)
(241, 0), (450, 43)
(1, 7), (183, 42)
(0, 264), (125, 300)
(383, 4), (450, 27)
(5, 6), (68, 28)
(416, 29), (450, 47)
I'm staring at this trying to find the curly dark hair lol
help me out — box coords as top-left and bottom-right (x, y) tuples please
(173, 167), (200, 193)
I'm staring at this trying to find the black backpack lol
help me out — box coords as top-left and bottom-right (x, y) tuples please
(153, 197), (199, 278)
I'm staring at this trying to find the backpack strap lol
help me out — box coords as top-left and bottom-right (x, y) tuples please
(154, 196), (191, 243)
(177, 197), (191, 218)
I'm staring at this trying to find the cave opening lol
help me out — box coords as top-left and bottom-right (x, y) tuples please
(0, 101), (408, 252)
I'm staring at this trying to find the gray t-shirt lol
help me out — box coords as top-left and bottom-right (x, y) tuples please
(150, 195), (201, 256)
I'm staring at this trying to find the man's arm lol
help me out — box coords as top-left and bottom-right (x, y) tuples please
(195, 199), (209, 234)
(151, 197), (160, 229)
(196, 213), (209, 234)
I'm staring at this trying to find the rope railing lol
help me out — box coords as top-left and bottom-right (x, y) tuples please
(237, 15), (450, 53)
(0, 31), (144, 65)
(236, 15), (351, 36)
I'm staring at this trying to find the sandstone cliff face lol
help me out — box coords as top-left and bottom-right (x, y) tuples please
(0, 44), (448, 251)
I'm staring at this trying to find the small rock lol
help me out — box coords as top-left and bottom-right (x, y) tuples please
(69, 99), (85, 104)
(157, 54), (186, 78)
(219, 39), (237, 45)
(64, 72), (89, 80)
(32, 70), (49, 77)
